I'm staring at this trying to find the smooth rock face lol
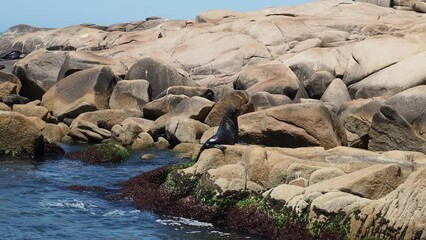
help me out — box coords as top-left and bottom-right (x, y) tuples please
(368, 106), (426, 154)
(320, 78), (351, 108)
(308, 164), (402, 200)
(165, 116), (210, 147)
(142, 95), (189, 120)
(250, 92), (292, 111)
(234, 64), (300, 99)
(0, 111), (43, 157)
(384, 85), (426, 124)
(109, 80), (151, 111)
(309, 167), (346, 185)
(0, 71), (21, 96)
(239, 103), (347, 149)
(12, 104), (49, 120)
(205, 90), (253, 127)
(12, 50), (66, 100)
(125, 58), (198, 98)
(42, 66), (117, 120)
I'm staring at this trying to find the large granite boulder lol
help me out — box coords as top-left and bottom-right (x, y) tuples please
(143, 95), (189, 120)
(384, 85), (426, 124)
(0, 71), (21, 96)
(250, 92), (292, 111)
(42, 66), (117, 120)
(125, 58), (198, 98)
(165, 116), (210, 147)
(12, 50), (67, 100)
(239, 103), (347, 149)
(109, 80), (151, 111)
(320, 78), (352, 109)
(0, 111), (44, 157)
(57, 51), (127, 80)
(234, 64), (300, 99)
(368, 105), (426, 154)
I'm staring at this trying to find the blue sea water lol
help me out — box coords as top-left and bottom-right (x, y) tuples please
(0, 145), (252, 240)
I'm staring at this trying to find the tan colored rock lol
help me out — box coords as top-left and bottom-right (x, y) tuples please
(42, 123), (66, 143)
(309, 167), (346, 185)
(0, 111), (43, 157)
(0, 103), (11, 111)
(131, 132), (154, 150)
(111, 117), (153, 145)
(109, 80), (151, 111)
(249, 92), (292, 111)
(154, 137), (170, 150)
(13, 104), (49, 120)
(286, 163), (322, 183)
(155, 86), (215, 101)
(42, 66), (117, 120)
(289, 177), (308, 187)
(308, 164), (403, 200)
(143, 95), (189, 120)
(384, 85), (426, 124)
(165, 116), (209, 146)
(291, 38), (322, 53)
(320, 78), (351, 108)
(0, 71), (21, 96)
(267, 184), (305, 203)
(239, 103), (347, 149)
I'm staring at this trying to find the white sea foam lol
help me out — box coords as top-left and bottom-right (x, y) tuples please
(156, 216), (213, 228)
(103, 209), (126, 216)
(39, 199), (96, 211)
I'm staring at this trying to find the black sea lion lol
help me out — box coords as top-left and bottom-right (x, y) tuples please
(195, 107), (240, 162)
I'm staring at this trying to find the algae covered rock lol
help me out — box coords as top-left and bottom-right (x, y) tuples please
(65, 143), (130, 164)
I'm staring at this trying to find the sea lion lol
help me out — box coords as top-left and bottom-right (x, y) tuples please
(0, 65), (5, 70)
(195, 107), (240, 162)
(0, 50), (25, 60)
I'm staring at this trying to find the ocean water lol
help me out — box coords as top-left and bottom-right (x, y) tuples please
(0, 145), (251, 240)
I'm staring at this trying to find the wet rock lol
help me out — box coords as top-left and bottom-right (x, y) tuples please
(65, 143), (130, 164)
(0, 111), (44, 157)
(140, 154), (156, 160)
(42, 66), (117, 120)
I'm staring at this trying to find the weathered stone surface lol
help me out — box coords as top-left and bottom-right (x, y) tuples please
(307, 164), (402, 200)
(143, 95), (189, 120)
(125, 58), (198, 98)
(57, 51), (127, 80)
(42, 123), (66, 143)
(12, 104), (49, 120)
(384, 85), (426, 124)
(368, 105), (426, 154)
(131, 132), (154, 150)
(0, 111), (43, 157)
(109, 80), (151, 111)
(42, 66), (117, 120)
(149, 96), (214, 138)
(111, 117), (154, 145)
(309, 167), (346, 185)
(0, 103), (11, 111)
(12, 50), (66, 100)
(69, 109), (141, 143)
(234, 64), (300, 99)
(305, 71), (335, 99)
(267, 184), (305, 203)
(320, 78), (351, 108)
(165, 116), (210, 147)
(0, 71), (21, 96)
(154, 137), (170, 150)
(205, 90), (253, 127)
(239, 103), (347, 149)
(155, 86), (215, 101)
(250, 92), (292, 111)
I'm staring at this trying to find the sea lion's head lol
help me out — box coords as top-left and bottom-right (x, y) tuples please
(226, 107), (240, 119)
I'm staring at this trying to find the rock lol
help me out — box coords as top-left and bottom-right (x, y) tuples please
(239, 103), (347, 149)
(268, 184), (305, 203)
(207, 163), (246, 183)
(384, 85), (426, 124)
(234, 64), (300, 99)
(69, 109), (141, 143)
(291, 38), (322, 53)
(42, 123), (66, 143)
(149, 96), (215, 138)
(286, 163), (322, 183)
(111, 117), (154, 145)
(65, 143), (130, 164)
(140, 153), (156, 160)
(0, 71), (21, 96)
(307, 164), (402, 200)
(250, 92), (292, 111)
(205, 91), (253, 127)
(155, 86), (215, 101)
(12, 104), (49, 120)
(154, 137), (170, 150)
(57, 51), (127, 80)
(143, 95), (189, 120)
(42, 66), (117, 120)
(349, 51), (426, 99)
(165, 116), (210, 147)
(125, 58), (198, 98)
(368, 105), (426, 154)
(1, 94), (30, 105)
(12, 50), (67, 100)
(413, 2), (426, 13)
(305, 71), (335, 99)
(109, 80), (151, 111)
(0, 111), (43, 157)
(289, 178), (308, 187)
(309, 167), (346, 185)
(195, 10), (242, 24)
(131, 132), (155, 150)
(320, 78), (351, 108)
(350, 167), (426, 240)
(0, 103), (10, 111)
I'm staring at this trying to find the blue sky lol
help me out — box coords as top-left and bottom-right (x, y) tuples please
(1, 0), (313, 32)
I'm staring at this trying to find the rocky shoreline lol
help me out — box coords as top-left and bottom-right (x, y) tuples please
(1, 0), (425, 239)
